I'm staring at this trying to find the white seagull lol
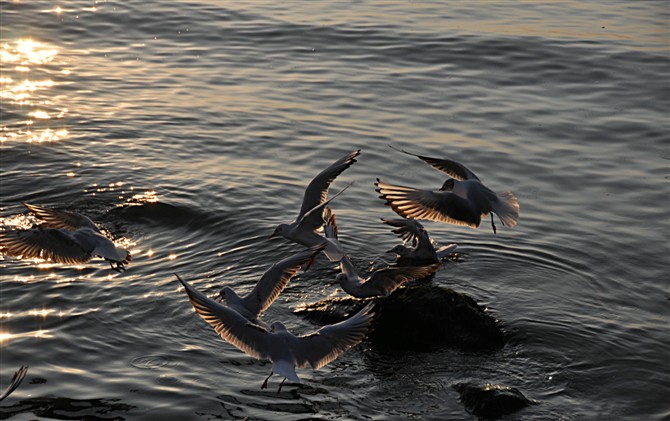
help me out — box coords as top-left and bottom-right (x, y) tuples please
(269, 149), (360, 261)
(0, 365), (28, 402)
(177, 274), (375, 392)
(376, 146), (519, 234)
(0, 203), (131, 271)
(215, 243), (327, 327)
(382, 218), (458, 263)
(324, 208), (438, 298)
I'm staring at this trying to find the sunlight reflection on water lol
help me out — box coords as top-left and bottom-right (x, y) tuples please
(0, 39), (69, 143)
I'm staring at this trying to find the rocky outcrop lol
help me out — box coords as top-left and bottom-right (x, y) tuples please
(453, 383), (536, 419)
(294, 285), (504, 352)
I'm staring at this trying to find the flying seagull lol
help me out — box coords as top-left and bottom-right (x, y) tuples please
(215, 243), (326, 326)
(177, 274), (375, 392)
(324, 208), (438, 298)
(0, 203), (131, 271)
(269, 149), (360, 261)
(382, 218), (457, 263)
(376, 146), (519, 233)
(0, 365), (28, 402)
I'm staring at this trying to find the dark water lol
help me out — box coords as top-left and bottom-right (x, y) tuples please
(1, 1), (668, 420)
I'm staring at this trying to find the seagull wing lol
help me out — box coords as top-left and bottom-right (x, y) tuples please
(381, 218), (430, 248)
(243, 243), (326, 315)
(297, 182), (352, 232)
(376, 179), (482, 228)
(0, 228), (93, 264)
(389, 146), (480, 181)
(339, 253), (360, 281)
(0, 365), (28, 402)
(363, 264), (438, 296)
(177, 274), (271, 360)
(293, 303), (375, 370)
(297, 150), (360, 221)
(23, 203), (100, 232)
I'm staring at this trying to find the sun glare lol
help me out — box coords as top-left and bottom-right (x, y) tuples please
(1, 38), (69, 144)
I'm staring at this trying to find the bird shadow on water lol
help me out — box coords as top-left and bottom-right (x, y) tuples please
(0, 396), (135, 420)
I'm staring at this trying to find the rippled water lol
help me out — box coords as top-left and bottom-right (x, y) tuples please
(1, 1), (668, 420)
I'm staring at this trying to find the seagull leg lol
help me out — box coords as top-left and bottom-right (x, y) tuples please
(110, 261), (121, 272)
(302, 256), (316, 272)
(261, 371), (273, 389)
(490, 214), (497, 234)
(277, 377), (287, 394)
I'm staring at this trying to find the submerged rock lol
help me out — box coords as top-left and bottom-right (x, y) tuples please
(294, 285), (504, 351)
(454, 383), (536, 419)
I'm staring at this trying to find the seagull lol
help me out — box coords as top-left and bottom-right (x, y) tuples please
(269, 149), (360, 261)
(382, 218), (457, 263)
(324, 208), (438, 298)
(0, 365), (28, 402)
(177, 274), (375, 392)
(376, 146), (519, 234)
(0, 203), (131, 271)
(215, 243), (327, 327)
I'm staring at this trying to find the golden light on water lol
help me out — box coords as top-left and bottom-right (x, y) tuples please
(29, 110), (51, 119)
(0, 39), (69, 143)
(0, 329), (54, 342)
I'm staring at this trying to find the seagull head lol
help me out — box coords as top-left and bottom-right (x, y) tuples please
(439, 178), (455, 191)
(386, 245), (408, 256)
(269, 224), (289, 239)
(334, 273), (349, 285)
(270, 321), (288, 332)
(218, 286), (233, 302)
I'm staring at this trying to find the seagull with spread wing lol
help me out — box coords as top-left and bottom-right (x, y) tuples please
(269, 149), (360, 261)
(0, 203), (131, 271)
(375, 146), (519, 234)
(215, 243), (326, 327)
(381, 218), (457, 264)
(0, 365), (28, 402)
(323, 208), (438, 298)
(177, 274), (375, 392)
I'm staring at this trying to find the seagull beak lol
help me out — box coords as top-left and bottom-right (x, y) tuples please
(268, 232), (276, 239)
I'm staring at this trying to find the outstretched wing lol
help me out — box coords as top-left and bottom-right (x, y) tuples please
(376, 179), (482, 227)
(23, 203), (100, 232)
(363, 264), (438, 296)
(389, 146), (479, 181)
(293, 303), (375, 370)
(297, 150), (360, 221)
(0, 228), (93, 264)
(177, 274), (271, 360)
(244, 243), (326, 315)
(297, 182), (352, 232)
(380, 218), (430, 248)
(0, 365), (28, 402)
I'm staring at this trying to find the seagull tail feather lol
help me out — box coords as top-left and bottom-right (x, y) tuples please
(494, 191), (520, 228)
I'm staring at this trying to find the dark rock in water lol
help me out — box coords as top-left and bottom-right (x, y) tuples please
(294, 285), (504, 351)
(454, 383), (536, 419)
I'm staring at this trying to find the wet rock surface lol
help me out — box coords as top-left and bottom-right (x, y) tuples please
(294, 285), (504, 352)
(454, 383), (536, 419)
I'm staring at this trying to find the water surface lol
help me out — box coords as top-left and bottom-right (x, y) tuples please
(1, 1), (669, 420)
